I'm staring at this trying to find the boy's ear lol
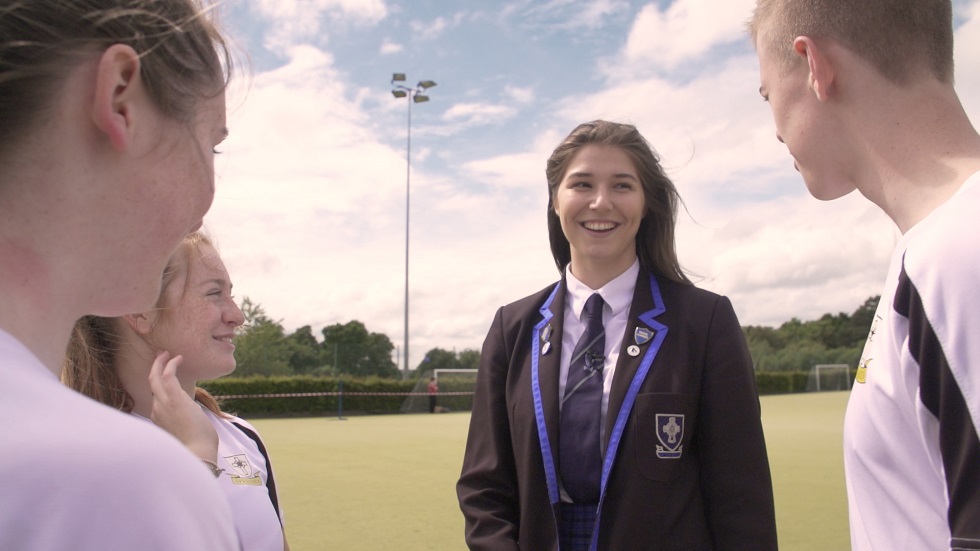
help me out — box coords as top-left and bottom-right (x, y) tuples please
(793, 36), (836, 102)
(123, 312), (157, 336)
(90, 44), (144, 151)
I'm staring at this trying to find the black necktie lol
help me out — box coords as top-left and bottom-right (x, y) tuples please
(560, 292), (605, 503)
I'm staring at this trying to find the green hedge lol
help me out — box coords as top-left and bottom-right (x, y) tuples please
(202, 371), (834, 417)
(755, 371), (811, 395)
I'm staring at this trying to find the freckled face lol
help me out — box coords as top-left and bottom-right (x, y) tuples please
(553, 144), (645, 278)
(150, 243), (244, 383)
(108, 93), (228, 314)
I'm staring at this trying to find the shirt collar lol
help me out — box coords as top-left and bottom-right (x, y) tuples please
(564, 259), (639, 320)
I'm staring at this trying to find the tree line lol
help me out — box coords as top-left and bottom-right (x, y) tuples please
(744, 296), (878, 372)
(232, 295), (880, 378)
(233, 297), (477, 379)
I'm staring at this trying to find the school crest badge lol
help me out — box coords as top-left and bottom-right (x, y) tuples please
(225, 454), (252, 477)
(224, 454), (263, 486)
(634, 327), (654, 346)
(655, 414), (684, 459)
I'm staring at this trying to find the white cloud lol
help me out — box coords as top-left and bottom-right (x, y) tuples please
(519, 0), (629, 31)
(678, 194), (896, 327)
(460, 152), (541, 191)
(459, 129), (564, 191)
(442, 102), (520, 126)
(253, 0), (387, 22)
(379, 39), (403, 55)
(409, 13), (466, 38)
(577, 0), (629, 21)
(251, 0), (388, 48)
(504, 85), (535, 104)
(622, 0), (755, 70)
(561, 0), (629, 30)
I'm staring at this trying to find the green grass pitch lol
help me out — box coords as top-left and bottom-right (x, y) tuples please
(251, 391), (850, 550)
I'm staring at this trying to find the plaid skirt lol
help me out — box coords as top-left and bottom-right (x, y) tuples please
(559, 502), (598, 551)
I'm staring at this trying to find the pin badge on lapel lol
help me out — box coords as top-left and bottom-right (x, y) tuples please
(541, 324), (553, 355)
(634, 327), (654, 345)
(629, 327), (654, 356)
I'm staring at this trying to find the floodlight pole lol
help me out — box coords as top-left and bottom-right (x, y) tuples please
(390, 74), (436, 376)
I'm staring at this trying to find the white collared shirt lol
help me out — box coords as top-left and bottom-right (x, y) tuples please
(559, 259), (639, 441)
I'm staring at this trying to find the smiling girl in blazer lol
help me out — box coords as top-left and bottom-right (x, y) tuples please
(457, 120), (778, 551)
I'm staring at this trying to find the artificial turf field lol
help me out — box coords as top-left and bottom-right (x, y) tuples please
(251, 390), (850, 550)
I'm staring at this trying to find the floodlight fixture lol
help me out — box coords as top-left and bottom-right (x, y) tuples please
(388, 72), (437, 375)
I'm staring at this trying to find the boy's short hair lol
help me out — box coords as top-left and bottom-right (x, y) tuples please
(749, 0), (954, 84)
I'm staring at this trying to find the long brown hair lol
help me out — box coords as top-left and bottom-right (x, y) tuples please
(0, 0), (232, 160)
(545, 120), (691, 285)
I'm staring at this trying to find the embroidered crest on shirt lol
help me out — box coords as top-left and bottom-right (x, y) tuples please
(655, 414), (684, 459)
(224, 454), (262, 486)
(855, 314), (882, 384)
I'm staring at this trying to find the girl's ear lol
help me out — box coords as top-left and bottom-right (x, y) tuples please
(90, 44), (144, 151)
(123, 311), (157, 336)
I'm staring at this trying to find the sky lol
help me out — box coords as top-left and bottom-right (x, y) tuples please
(208, 0), (980, 371)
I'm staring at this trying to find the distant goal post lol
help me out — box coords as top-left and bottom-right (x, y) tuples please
(433, 368), (479, 380)
(399, 368), (478, 413)
(806, 364), (853, 392)
(433, 369), (478, 411)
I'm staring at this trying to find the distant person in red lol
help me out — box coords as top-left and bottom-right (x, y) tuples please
(427, 377), (439, 413)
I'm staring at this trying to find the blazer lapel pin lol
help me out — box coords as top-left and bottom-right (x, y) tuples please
(541, 323), (553, 355)
(629, 327), (655, 357)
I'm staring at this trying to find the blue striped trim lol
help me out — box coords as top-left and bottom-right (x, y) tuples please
(532, 275), (668, 550)
(532, 283), (563, 505)
(590, 274), (667, 551)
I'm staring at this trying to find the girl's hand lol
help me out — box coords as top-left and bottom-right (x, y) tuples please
(148, 351), (219, 463)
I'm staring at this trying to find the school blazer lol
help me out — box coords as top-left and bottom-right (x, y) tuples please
(457, 271), (778, 551)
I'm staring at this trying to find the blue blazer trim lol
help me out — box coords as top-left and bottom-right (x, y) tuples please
(532, 274), (668, 551)
(591, 274), (667, 550)
(532, 283), (563, 505)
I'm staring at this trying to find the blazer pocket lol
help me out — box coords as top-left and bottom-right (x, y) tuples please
(632, 393), (694, 481)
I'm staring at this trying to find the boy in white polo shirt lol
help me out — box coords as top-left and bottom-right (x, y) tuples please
(750, 1), (980, 548)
